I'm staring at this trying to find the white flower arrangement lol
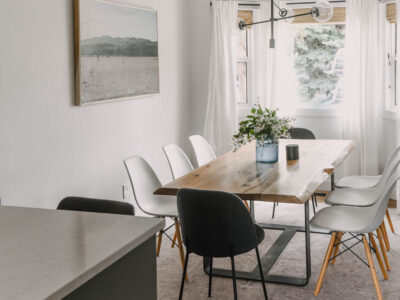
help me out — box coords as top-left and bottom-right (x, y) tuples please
(232, 105), (294, 151)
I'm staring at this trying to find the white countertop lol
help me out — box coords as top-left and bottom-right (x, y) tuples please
(0, 206), (165, 300)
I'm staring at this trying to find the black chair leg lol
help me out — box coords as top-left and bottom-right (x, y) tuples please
(272, 202), (276, 219)
(208, 257), (213, 297)
(230, 256), (238, 300)
(255, 247), (268, 300)
(179, 252), (190, 300)
(312, 197), (316, 215)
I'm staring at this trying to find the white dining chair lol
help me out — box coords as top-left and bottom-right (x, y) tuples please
(328, 148), (400, 235)
(162, 144), (194, 248)
(324, 167), (398, 269)
(188, 136), (251, 211)
(189, 135), (217, 167)
(311, 170), (400, 300)
(163, 144), (194, 180)
(124, 156), (187, 278)
(335, 146), (400, 190)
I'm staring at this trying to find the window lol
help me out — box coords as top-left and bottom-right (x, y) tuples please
(236, 5), (264, 120)
(291, 24), (346, 108)
(236, 25), (249, 105)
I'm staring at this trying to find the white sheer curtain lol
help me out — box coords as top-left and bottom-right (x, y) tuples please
(396, 0), (400, 211)
(204, 0), (239, 155)
(342, 0), (382, 176)
(258, 3), (298, 114)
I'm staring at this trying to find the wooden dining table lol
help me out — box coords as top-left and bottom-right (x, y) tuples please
(155, 139), (355, 286)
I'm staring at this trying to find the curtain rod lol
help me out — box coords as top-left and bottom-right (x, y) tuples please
(210, 0), (391, 6)
(209, 1), (345, 6)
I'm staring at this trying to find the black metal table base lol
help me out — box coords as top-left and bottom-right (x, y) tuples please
(203, 201), (326, 286)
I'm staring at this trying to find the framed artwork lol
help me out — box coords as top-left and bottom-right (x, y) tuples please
(74, 0), (159, 105)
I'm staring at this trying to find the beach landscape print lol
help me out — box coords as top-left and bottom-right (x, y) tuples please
(74, 0), (159, 105)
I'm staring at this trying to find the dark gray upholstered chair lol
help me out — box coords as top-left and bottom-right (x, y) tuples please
(177, 189), (268, 300)
(289, 127), (316, 140)
(273, 127), (318, 218)
(57, 197), (135, 216)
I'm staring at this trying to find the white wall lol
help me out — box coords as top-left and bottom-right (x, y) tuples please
(1, 0), (397, 209)
(0, 0), (190, 208)
(187, 0), (212, 137)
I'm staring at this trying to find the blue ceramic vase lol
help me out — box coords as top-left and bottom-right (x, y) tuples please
(256, 141), (279, 163)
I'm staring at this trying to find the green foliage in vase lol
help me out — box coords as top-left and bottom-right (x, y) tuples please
(232, 105), (294, 150)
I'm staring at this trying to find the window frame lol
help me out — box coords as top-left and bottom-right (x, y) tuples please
(383, 8), (399, 121)
(236, 8), (258, 119)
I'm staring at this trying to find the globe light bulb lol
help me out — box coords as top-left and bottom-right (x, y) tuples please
(283, 9), (295, 23)
(312, 0), (334, 23)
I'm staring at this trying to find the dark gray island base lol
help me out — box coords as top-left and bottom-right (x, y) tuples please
(65, 238), (157, 300)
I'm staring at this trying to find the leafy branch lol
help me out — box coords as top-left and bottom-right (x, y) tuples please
(232, 105), (294, 150)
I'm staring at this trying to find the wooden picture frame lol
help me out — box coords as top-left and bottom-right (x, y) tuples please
(74, 0), (160, 106)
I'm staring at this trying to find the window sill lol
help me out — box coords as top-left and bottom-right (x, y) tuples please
(293, 107), (342, 118)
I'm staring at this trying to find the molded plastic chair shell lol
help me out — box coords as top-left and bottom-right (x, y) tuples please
(326, 153), (400, 207)
(163, 144), (194, 180)
(335, 176), (381, 189)
(124, 156), (178, 218)
(57, 197), (134, 216)
(335, 146), (400, 189)
(177, 188), (264, 258)
(311, 170), (400, 234)
(189, 135), (217, 167)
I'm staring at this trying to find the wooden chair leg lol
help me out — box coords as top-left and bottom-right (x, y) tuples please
(363, 235), (383, 300)
(376, 228), (390, 271)
(381, 222), (390, 251)
(386, 209), (395, 233)
(331, 232), (343, 265)
(156, 230), (163, 257)
(171, 230), (177, 248)
(314, 232), (337, 296)
(175, 218), (188, 281)
(243, 200), (250, 211)
(368, 233), (388, 280)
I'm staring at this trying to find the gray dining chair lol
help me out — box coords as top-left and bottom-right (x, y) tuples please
(57, 197), (135, 216)
(177, 189), (268, 300)
(311, 170), (400, 300)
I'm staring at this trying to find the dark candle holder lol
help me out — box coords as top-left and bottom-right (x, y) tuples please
(286, 144), (299, 161)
